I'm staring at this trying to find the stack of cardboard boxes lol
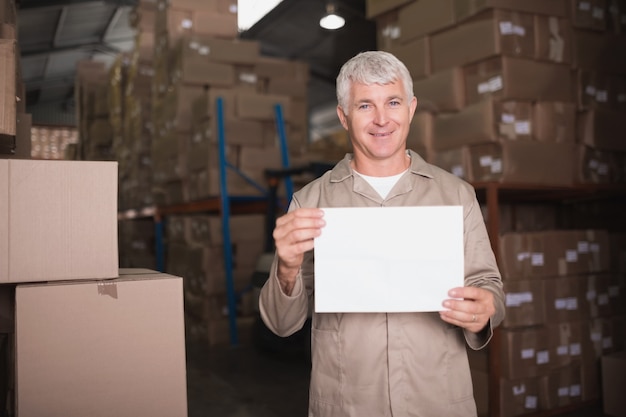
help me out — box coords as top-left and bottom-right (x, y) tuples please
(367, 0), (626, 416)
(0, 159), (188, 417)
(0, 0), (31, 159)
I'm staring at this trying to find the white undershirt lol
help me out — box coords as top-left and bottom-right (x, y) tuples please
(354, 169), (408, 199)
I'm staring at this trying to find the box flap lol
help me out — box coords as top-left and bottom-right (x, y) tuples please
(0, 160), (8, 281)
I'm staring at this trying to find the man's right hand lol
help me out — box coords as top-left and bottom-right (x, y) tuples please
(273, 208), (325, 295)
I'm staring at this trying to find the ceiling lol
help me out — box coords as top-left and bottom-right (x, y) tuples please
(15, 0), (376, 127)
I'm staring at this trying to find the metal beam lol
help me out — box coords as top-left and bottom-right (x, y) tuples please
(22, 40), (130, 58)
(18, 0), (137, 10)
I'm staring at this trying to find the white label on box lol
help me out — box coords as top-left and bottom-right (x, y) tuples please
(558, 387), (569, 397)
(587, 290), (597, 300)
(198, 46), (210, 55)
(566, 249), (578, 262)
(579, 1), (591, 11)
(479, 155), (493, 167)
(506, 292), (533, 307)
(566, 297), (578, 310)
(499, 21), (514, 34)
(513, 384), (526, 395)
(591, 331), (602, 342)
(570, 384), (581, 397)
(239, 72), (258, 84)
(596, 90), (608, 102)
(521, 348), (535, 359)
(603, 337), (613, 349)
(555, 298), (568, 310)
(536, 350), (549, 365)
(590, 243), (600, 252)
(578, 241), (590, 253)
(514, 121), (531, 134)
(382, 25), (401, 39)
(531, 252), (544, 266)
(478, 76), (503, 94)
(589, 159), (599, 169)
(609, 285), (620, 297)
(517, 252), (530, 262)
(181, 18), (192, 29)
(525, 396), (538, 409)
(570, 343), (581, 355)
(502, 113), (515, 123)
(598, 163), (609, 175)
(557, 345), (569, 356)
(585, 85), (596, 96)
(491, 159), (502, 173)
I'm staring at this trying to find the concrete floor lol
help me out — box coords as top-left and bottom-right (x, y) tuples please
(185, 338), (610, 417)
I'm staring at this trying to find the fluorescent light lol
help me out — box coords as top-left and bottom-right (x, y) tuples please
(320, 3), (345, 30)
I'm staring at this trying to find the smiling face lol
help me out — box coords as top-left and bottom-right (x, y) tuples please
(337, 79), (417, 176)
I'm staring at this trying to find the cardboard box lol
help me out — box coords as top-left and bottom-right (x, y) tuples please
(0, 159), (119, 283)
(430, 9), (535, 72)
(570, 0), (607, 31)
(235, 91), (291, 122)
(15, 270), (188, 417)
(543, 276), (583, 324)
(388, 35), (430, 80)
(547, 322), (584, 370)
(575, 70), (611, 110)
(398, 0), (456, 42)
(532, 102), (576, 143)
(575, 145), (614, 184)
(577, 109), (626, 152)
(467, 141), (576, 186)
(366, 0), (413, 19)
(464, 56), (573, 105)
(602, 351), (626, 417)
(498, 376), (541, 417)
(454, 0), (567, 22)
(431, 147), (468, 179)
(502, 280), (545, 328)
(571, 31), (626, 74)
(413, 67), (465, 112)
(433, 98), (532, 151)
(538, 364), (583, 410)
(534, 15), (571, 64)
(501, 327), (552, 379)
(0, 39), (16, 136)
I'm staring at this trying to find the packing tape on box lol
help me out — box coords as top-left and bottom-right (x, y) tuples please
(97, 281), (118, 299)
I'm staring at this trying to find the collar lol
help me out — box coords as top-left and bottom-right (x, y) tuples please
(329, 149), (435, 183)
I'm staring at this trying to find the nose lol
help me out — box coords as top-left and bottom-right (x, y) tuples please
(373, 107), (388, 125)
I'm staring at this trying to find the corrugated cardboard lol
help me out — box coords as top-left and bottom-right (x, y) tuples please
(236, 91), (291, 122)
(407, 111), (434, 158)
(464, 56), (573, 105)
(388, 35), (430, 80)
(575, 145), (614, 184)
(0, 39), (16, 136)
(602, 350), (626, 417)
(534, 15), (571, 64)
(538, 365), (583, 410)
(431, 147), (468, 179)
(501, 327), (552, 379)
(430, 9), (535, 72)
(570, 0), (607, 31)
(577, 109), (626, 152)
(498, 376), (541, 417)
(366, 0), (413, 19)
(413, 67), (465, 112)
(433, 98), (532, 151)
(502, 279), (545, 328)
(0, 159), (119, 283)
(454, 0), (567, 22)
(398, 0), (456, 42)
(532, 102), (576, 143)
(547, 322), (584, 370)
(15, 271), (188, 417)
(543, 276), (583, 324)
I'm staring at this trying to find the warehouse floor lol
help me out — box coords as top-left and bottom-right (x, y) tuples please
(185, 337), (610, 417)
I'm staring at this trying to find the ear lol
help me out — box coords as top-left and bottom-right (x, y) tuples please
(408, 96), (418, 123)
(337, 105), (349, 130)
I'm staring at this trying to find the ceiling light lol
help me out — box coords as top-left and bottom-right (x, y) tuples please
(320, 3), (345, 30)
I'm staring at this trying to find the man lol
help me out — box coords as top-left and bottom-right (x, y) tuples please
(259, 51), (505, 417)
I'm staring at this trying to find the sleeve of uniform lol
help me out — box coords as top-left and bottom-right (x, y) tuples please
(459, 183), (506, 350)
(258, 198), (312, 337)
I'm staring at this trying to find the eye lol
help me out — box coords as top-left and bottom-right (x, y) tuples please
(389, 100), (401, 107)
(358, 103), (371, 110)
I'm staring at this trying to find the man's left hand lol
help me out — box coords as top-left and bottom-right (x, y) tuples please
(439, 287), (495, 333)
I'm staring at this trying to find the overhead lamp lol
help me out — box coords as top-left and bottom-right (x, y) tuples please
(320, 2), (345, 30)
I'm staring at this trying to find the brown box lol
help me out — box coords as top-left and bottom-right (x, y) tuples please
(433, 98), (532, 151)
(236, 91), (291, 122)
(413, 67), (465, 112)
(374, 9), (401, 50)
(502, 279), (545, 328)
(569, 0), (607, 31)
(431, 147), (468, 179)
(407, 111), (434, 154)
(575, 70), (611, 110)
(0, 159), (119, 283)
(0, 39), (16, 136)
(366, 0), (413, 19)
(398, 0), (456, 42)
(467, 141), (576, 186)
(498, 376), (541, 417)
(388, 35), (430, 80)
(532, 102), (576, 143)
(543, 276), (583, 324)
(577, 109), (626, 152)
(575, 145), (614, 184)
(430, 9), (535, 72)
(571, 31), (626, 74)
(501, 327), (552, 379)
(602, 351), (626, 417)
(15, 270), (188, 417)
(464, 56), (573, 105)
(538, 364), (583, 410)
(534, 15), (571, 64)
(454, 0), (567, 22)
(547, 322), (585, 370)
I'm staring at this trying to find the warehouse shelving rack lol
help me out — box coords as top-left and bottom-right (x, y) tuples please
(118, 98), (294, 347)
(472, 181), (626, 417)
